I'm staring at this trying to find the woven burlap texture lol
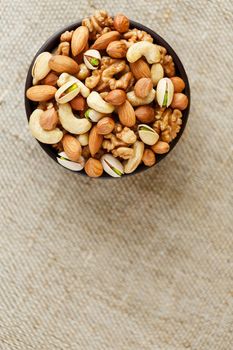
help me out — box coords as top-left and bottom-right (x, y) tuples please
(1, 0), (233, 349)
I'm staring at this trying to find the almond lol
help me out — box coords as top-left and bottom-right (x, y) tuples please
(130, 59), (151, 80)
(134, 78), (153, 98)
(71, 26), (89, 56)
(106, 41), (127, 58)
(26, 85), (57, 102)
(49, 55), (79, 74)
(104, 89), (126, 106)
(113, 14), (130, 33)
(89, 125), (104, 156)
(96, 117), (115, 135)
(151, 141), (170, 154)
(84, 158), (103, 178)
(70, 95), (86, 111)
(39, 108), (58, 130)
(117, 100), (136, 127)
(135, 106), (155, 123)
(92, 31), (121, 50)
(62, 134), (82, 161)
(41, 71), (58, 86)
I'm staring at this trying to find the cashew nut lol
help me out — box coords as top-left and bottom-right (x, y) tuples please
(126, 89), (156, 106)
(29, 109), (63, 144)
(57, 73), (90, 97)
(87, 91), (114, 113)
(77, 132), (89, 146)
(58, 103), (92, 134)
(124, 141), (144, 174)
(75, 78), (90, 98)
(126, 42), (160, 64)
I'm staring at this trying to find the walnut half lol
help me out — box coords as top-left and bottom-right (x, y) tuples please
(153, 108), (182, 143)
(112, 147), (134, 159)
(116, 127), (137, 144)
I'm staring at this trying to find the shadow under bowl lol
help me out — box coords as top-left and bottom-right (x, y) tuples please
(25, 20), (190, 178)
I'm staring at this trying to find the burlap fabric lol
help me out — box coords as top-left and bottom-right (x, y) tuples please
(1, 0), (233, 349)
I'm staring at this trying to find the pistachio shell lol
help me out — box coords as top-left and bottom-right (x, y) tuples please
(138, 124), (159, 145)
(57, 73), (76, 87)
(32, 52), (52, 85)
(124, 141), (144, 174)
(85, 109), (106, 122)
(57, 73), (90, 98)
(156, 78), (174, 107)
(84, 49), (101, 70)
(55, 80), (80, 104)
(57, 152), (84, 171)
(101, 154), (124, 177)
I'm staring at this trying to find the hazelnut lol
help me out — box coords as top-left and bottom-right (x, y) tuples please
(106, 41), (127, 58)
(151, 141), (170, 154)
(135, 106), (155, 123)
(171, 93), (188, 110)
(39, 108), (58, 131)
(84, 158), (103, 177)
(170, 77), (185, 92)
(70, 95), (86, 111)
(41, 72), (59, 86)
(76, 63), (90, 80)
(96, 117), (115, 135)
(104, 89), (126, 106)
(113, 14), (130, 33)
(142, 149), (156, 167)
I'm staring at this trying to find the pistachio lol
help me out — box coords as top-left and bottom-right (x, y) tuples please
(32, 52), (52, 85)
(57, 152), (84, 171)
(156, 77), (174, 108)
(55, 81), (80, 104)
(84, 49), (101, 70)
(84, 108), (106, 122)
(101, 154), (124, 177)
(138, 124), (159, 146)
(124, 141), (144, 174)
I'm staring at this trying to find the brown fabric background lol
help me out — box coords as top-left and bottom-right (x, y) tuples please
(1, 0), (233, 349)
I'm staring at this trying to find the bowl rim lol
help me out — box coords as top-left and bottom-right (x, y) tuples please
(25, 19), (191, 178)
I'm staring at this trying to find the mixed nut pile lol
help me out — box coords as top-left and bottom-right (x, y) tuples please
(26, 10), (189, 177)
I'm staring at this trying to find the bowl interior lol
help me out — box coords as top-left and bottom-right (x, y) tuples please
(25, 20), (190, 177)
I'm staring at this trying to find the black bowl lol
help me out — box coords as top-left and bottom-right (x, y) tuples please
(25, 20), (190, 177)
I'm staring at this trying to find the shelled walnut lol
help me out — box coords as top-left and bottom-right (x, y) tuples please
(153, 108), (182, 143)
(82, 10), (113, 40)
(102, 133), (127, 151)
(162, 55), (175, 77)
(123, 28), (153, 43)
